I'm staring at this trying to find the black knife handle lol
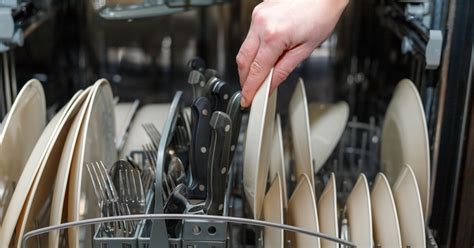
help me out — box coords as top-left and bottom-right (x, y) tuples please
(204, 69), (222, 80)
(203, 77), (220, 110)
(187, 57), (206, 72)
(226, 91), (243, 163)
(189, 97), (212, 198)
(212, 81), (234, 112)
(204, 111), (232, 215)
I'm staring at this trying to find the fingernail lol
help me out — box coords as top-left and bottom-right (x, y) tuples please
(240, 95), (248, 108)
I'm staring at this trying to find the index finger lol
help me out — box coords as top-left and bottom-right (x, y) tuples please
(236, 30), (260, 87)
(241, 43), (283, 107)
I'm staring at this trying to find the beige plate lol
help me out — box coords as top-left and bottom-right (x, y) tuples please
(393, 164), (426, 248)
(269, 114), (288, 209)
(317, 173), (338, 248)
(15, 89), (90, 247)
(119, 103), (171, 158)
(381, 79), (430, 220)
(243, 69), (277, 219)
(68, 79), (116, 248)
(345, 174), (373, 247)
(289, 79), (314, 186)
(371, 173), (402, 247)
(49, 88), (93, 247)
(287, 174), (320, 248)
(263, 173), (284, 248)
(308, 101), (349, 172)
(0, 80), (46, 246)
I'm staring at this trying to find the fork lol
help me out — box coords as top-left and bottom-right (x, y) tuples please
(86, 162), (119, 236)
(142, 123), (161, 150)
(143, 144), (174, 200)
(86, 161), (135, 237)
(118, 165), (146, 214)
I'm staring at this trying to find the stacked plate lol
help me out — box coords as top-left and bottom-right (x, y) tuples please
(0, 79), (170, 247)
(243, 74), (429, 248)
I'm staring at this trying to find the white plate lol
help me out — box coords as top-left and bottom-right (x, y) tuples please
(0, 79), (46, 189)
(345, 174), (373, 247)
(49, 88), (93, 247)
(119, 103), (171, 159)
(15, 89), (90, 247)
(308, 101), (349, 172)
(68, 79), (116, 248)
(0, 79), (47, 246)
(393, 164), (426, 248)
(381, 79), (430, 220)
(263, 173), (284, 248)
(269, 114), (288, 209)
(289, 78), (314, 186)
(243, 69), (277, 219)
(287, 174), (320, 248)
(2, 110), (60, 247)
(1, 111), (60, 247)
(371, 173), (402, 247)
(317, 173), (338, 248)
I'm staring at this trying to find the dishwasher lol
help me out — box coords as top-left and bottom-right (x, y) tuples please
(0, 0), (472, 247)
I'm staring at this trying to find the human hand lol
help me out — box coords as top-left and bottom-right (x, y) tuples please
(237, 0), (348, 107)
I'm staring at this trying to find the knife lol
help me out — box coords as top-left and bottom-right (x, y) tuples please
(163, 183), (189, 236)
(204, 111), (232, 215)
(204, 68), (222, 80)
(188, 97), (212, 199)
(211, 80), (234, 112)
(187, 57), (206, 72)
(188, 70), (206, 99)
(203, 76), (220, 109)
(226, 91), (243, 163)
(204, 76), (220, 97)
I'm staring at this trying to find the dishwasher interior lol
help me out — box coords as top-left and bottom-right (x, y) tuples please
(0, 0), (473, 247)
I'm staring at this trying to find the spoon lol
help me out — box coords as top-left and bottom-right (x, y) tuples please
(167, 150), (186, 186)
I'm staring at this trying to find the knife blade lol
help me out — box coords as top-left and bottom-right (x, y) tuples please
(226, 91), (243, 163)
(188, 97), (212, 199)
(204, 111), (232, 215)
(211, 80), (234, 112)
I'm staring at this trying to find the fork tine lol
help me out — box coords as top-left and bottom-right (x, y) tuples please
(143, 123), (161, 149)
(125, 168), (133, 203)
(86, 163), (104, 206)
(88, 162), (116, 236)
(142, 124), (155, 148)
(95, 162), (113, 201)
(100, 161), (120, 201)
(91, 163), (109, 203)
(133, 169), (145, 204)
(143, 144), (172, 199)
(149, 124), (162, 144)
(118, 169), (126, 202)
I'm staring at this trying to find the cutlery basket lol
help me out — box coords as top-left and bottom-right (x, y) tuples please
(94, 91), (229, 247)
(93, 223), (144, 248)
(137, 219), (227, 248)
(92, 187), (154, 248)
